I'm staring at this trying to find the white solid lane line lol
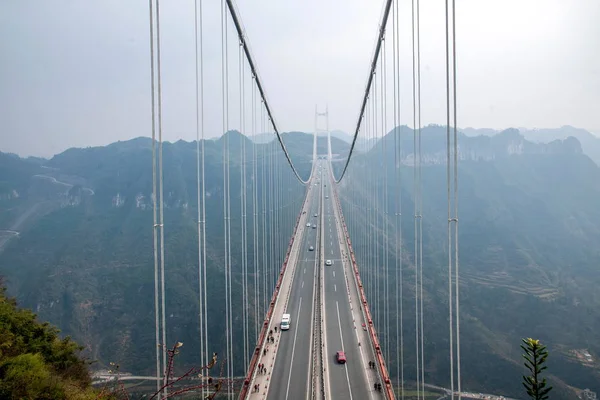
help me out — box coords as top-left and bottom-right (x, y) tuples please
(285, 297), (303, 400)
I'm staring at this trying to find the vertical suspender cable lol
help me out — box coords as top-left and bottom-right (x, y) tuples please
(453, 0), (462, 395)
(220, 0), (233, 394)
(369, 92), (372, 296)
(148, 0), (161, 395)
(227, 22), (234, 397)
(201, 70), (208, 400)
(152, 0), (168, 395)
(261, 107), (267, 316)
(376, 77), (380, 325)
(445, 0), (455, 399)
(398, 0), (405, 394)
(446, 0), (461, 397)
(269, 137), (275, 290)
(417, 0), (425, 395)
(364, 101), (370, 301)
(252, 82), (260, 340)
(445, 0), (454, 397)
(383, 33), (390, 364)
(411, 0), (421, 395)
(220, 0), (227, 386)
(240, 41), (249, 371)
(200, 0), (209, 386)
(392, 0), (399, 388)
(392, 0), (405, 395)
(193, 0), (207, 396)
(371, 90), (376, 305)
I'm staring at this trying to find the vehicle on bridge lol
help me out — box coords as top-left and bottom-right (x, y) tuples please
(336, 351), (346, 364)
(306, 223), (311, 227)
(280, 313), (291, 331)
(312, 224), (317, 229)
(309, 246), (314, 251)
(325, 259), (332, 266)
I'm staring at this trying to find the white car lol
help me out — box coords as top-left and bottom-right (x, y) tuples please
(325, 260), (332, 266)
(306, 223), (311, 227)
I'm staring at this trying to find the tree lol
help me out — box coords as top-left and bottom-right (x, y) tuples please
(521, 338), (553, 400)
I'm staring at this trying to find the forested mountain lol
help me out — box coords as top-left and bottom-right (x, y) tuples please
(1, 126), (600, 398)
(336, 125), (600, 398)
(0, 282), (102, 399)
(0, 132), (308, 377)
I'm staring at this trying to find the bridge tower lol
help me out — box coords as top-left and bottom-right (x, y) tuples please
(315, 105), (330, 160)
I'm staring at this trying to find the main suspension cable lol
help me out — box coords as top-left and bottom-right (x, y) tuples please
(224, 0), (308, 183)
(334, 0), (394, 183)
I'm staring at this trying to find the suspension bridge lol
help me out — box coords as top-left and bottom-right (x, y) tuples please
(144, 0), (460, 399)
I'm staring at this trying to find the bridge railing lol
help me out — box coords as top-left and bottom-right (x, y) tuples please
(238, 183), (312, 400)
(331, 181), (396, 400)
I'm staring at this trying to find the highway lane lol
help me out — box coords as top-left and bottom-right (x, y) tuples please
(322, 163), (372, 400)
(267, 162), (323, 400)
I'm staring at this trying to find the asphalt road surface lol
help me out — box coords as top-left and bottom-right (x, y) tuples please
(322, 163), (372, 400)
(267, 162), (322, 400)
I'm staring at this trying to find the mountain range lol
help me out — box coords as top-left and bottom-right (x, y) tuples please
(1, 126), (599, 398)
(336, 125), (600, 397)
(462, 125), (600, 165)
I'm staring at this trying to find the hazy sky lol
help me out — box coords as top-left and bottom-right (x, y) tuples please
(1, 0), (599, 157)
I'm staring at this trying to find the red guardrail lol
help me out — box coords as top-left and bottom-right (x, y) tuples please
(331, 185), (395, 400)
(238, 185), (312, 400)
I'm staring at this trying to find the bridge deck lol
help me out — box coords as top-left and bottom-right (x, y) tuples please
(244, 160), (389, 400)
(322, 164), (384, 400)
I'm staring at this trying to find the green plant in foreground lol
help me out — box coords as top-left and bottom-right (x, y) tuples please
(521, 337), (553, 400)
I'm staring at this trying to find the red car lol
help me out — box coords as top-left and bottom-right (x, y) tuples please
(336, 351), (346, 364)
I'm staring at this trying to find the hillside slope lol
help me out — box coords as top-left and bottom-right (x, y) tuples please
(337, 125), (600, 397)
(0, 132), (307, 376)
(2, 127), (599, 398)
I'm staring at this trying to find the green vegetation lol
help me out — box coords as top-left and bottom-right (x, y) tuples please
(0, 132), (308, 378)
(0, 281), (104, 399)
(522, 338), (553, 400)
(2, 128), (600, 397)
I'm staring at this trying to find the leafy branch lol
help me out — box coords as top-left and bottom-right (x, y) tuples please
(521, 337), (553, 400)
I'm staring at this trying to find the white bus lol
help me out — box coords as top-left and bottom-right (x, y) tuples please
(280, 313), (291, 330)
